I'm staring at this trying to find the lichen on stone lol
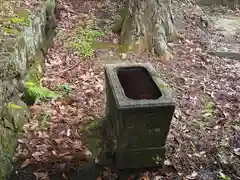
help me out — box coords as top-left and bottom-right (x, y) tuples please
(0, 0), (57, 178)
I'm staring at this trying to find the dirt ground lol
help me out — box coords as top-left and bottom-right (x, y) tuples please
(8, 0), (240, 179)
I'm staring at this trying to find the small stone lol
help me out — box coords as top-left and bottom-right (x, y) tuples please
(66, 128), (71, 136)
(196, 47), (202, 52)
(112, 38), (119, 44)
(109, 50), (115, 57)
(186, 171), (198, 179)
(178, 34), (185, 40)
(164, 159), (171, 166)
(234, 148), (240, 156)
(85, 150), (92, 158)
(178, 173), (183, 176)
(185, 39), (191, 44)
(154, 176), (162, 180)
(168, 43), (175, 48)
(214, 125), (221, 130)
(121, 53), (127, 59)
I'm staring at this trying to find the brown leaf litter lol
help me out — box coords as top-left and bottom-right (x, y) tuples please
(10, 0), (240, 180)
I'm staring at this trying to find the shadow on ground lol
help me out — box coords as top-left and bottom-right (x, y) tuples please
(8, 117), (177, 180)
(8, 162), (104, 180)
(8, 162), (178, 180)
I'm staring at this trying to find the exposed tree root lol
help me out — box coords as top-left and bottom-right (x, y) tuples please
(113, 0), (177, 61)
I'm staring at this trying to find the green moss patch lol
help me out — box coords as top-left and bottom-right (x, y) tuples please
(24, 81), (61, 101)
(66, 26), (104, 59)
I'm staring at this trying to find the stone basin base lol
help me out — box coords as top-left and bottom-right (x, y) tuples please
(103, 63), (175, 169)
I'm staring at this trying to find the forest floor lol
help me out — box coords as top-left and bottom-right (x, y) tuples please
(8, 0), (240, 179)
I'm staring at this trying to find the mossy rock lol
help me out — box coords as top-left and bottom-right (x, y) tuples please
(0, 0), (57, 178)
(0, 96), (26, 179)
(0, 128), (16, 180)
(6, 95), (30, 131)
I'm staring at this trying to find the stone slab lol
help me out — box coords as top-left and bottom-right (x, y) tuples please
(196, 0), (240, 8)
(207, 15), (240, 59)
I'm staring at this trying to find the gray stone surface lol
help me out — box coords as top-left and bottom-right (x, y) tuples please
(0, 0), (57, 178)
(103, 63), (175, 169)
(196, 0), (240, 8)
(207, 15), (240, 59)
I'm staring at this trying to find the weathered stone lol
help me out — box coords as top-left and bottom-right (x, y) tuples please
(0, 0), (57, 178)
(24, 27), (36, 59)
(17, 36), (28, 73)
(103, 63), (175, 169)
(208, 51), (240, 60)
(0, 53), (20, 80)
(6, 95), (30, 130)
(196, 0), (240, 8)
(207, 15), (240, 59)
(0, 127), (16, 179)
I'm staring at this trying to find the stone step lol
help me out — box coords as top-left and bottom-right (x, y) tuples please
(208, 50), (240, 60)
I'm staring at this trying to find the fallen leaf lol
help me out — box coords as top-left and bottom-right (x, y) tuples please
(21, 159), (32, 168)
(32, 151), (44, 157)
(33, 172), (49, 180)
(66, 128), (71, 136)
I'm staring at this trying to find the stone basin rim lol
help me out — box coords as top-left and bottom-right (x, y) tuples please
(104, 62), (175, 109)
